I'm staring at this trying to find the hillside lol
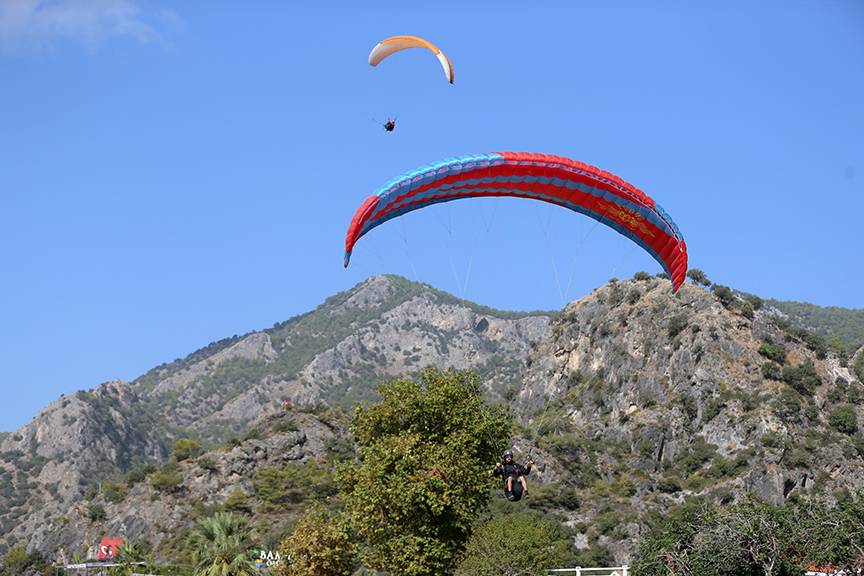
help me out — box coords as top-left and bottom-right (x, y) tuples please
(1, 274), (862, 564)
(0, 275), (551, 554)
(511, 278), (864, 563)
(767, 298), (864, 353)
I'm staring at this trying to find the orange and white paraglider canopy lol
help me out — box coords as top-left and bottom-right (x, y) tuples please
(368, 35), (454, 84)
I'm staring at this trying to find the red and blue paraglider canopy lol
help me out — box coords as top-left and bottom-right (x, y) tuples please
(344, 152), (687, 291)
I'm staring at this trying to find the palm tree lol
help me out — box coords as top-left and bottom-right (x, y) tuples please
(189, 512), (257, 576)
(114, 541), (148, 576)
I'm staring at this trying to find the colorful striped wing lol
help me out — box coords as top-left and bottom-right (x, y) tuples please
(344, 152), (687, 291)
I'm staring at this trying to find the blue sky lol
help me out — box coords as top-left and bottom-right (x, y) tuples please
(1, 1), (862, 431)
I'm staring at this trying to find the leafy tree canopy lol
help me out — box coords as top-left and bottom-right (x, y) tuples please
(340, 368), (510, 576)
(455, 513), (573, 576)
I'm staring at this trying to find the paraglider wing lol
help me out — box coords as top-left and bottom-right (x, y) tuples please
(344, 152), (688, 291)
(368, 35), (454, 84)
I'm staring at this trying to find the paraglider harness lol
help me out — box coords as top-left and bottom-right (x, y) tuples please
(383, 118), (396, 132)
(494, 453), (532, 501)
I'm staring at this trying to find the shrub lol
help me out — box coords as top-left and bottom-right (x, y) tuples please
(254, 462), (337, 511)
(86, 503), (106, 522)
(150, 466), (183, 493)
(828, 405), (858, 435)
(668, 314), (689, 338)
(633, 271), (652, 281)
(746, 295), (764, 310)
(711, 284), (735, 308)
(774, 386), (802, 421)
(101, 480), (127, 504)
(758, 339), (787, 364)
(761, 362), (783, 381)
(657, 476), (682, 493)
(782, 362), (821, 396)
(676, 437), (718, 474)
(223, 487), (252, 515)
(172, 438), (204, 462)
(197, 456), (218, 471)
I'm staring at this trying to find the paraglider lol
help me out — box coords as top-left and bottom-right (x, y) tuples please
(368, 35), (455, 84)
(343, 152), (688, 291)
(494, 450), (533, 502)
(383, 118), (396, 132)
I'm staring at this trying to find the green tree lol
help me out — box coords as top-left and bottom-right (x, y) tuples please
(173, 438), (205, 462)
(758, 339), (787, 364)
(189, 512), (257, 576)
(828, 405), (858, 435)
(340, 368), (510, 576)
(687, 268), (711, 287)
(782, 361), (821, 396)
(454, 513), (573, 576)
(277, 506), (354, 576)
(711, 284), (735, 308)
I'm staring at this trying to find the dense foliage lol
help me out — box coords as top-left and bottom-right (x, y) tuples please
(340, 368), (510, 575)
(633, 494), (864, 576)
(188, 512), (257, 576)
(276, 506), (354, 576)
(455, 513), (573, 576)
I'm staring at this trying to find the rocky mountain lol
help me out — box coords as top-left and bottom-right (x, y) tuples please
(11, 408), (347, 562)
(0, 275), (551, 554)
(2, 274), (862, 564)
(510, 277), (864, 564)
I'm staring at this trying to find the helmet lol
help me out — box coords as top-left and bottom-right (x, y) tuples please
(503, 450), (513, 458)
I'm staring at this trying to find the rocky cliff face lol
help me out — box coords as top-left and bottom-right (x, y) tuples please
(13, 409), (346, 561)
(0, 381), (165, 548)
(511, 277), (864, 564)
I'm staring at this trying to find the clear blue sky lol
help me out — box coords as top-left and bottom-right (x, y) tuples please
(1, 1), (862, 431)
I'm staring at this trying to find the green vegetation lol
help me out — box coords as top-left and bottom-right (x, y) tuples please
(86, 502), (106, 522)
(633, 494), (864, 576)
(150, 463), (184, 493)
(455, 513), (573, 576)
(686, 268), (711, 287)
(101, 479), (128, 503)
(223, 488), (252, 515)
(758, 339), (787, 364)
(340, 368), (509, 575)
(711, 284), (735, 308)
(768, 299), (864, 353)
(253, 462), (337, 512)
(761, 361), (783, 381)
(276, 506), (354, 576)
(0, 545), (48, 576)
(667, 314), (689, 338)
(188, 512), (257, 576)
(782, 361), (821, 396)
(172, 439), (205, 462)
(828, 405), (859, 435)
(855, 353), (864, 383)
